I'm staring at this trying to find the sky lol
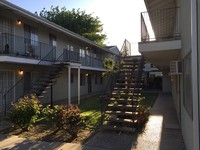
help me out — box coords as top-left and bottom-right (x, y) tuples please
(7, 0), (146, 55)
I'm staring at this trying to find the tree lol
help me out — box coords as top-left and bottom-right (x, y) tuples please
(37, 6), (106, 46)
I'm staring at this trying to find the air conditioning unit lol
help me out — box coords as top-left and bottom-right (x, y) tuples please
(170, 61), (182, 75)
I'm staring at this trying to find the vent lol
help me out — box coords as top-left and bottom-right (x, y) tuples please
(170, 61), (182, 75)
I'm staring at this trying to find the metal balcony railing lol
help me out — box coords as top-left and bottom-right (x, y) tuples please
(0, 33), (56, 60)
(80, 55), (103, 68)
(141, 7), (180, 42)
(0, 33), (106, 68)
(57, 48), (104, 68)
(2, 49), (56, 115)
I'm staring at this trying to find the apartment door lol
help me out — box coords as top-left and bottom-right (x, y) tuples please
(88, 74), (92, 93)
(0, 71), (14, 113)
(24, 72), (31, 92)
(0, 16), (13, 53)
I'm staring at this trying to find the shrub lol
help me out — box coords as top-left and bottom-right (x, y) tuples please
(9, 95), (42, 131)
(43, 104), (81, 135)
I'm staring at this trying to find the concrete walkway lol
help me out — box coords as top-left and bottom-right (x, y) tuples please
(0, 92), (185, 150)
(82, 92), (185, 150)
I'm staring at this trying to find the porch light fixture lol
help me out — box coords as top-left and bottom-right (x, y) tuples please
(18, 70), (24, 76)
(85, 73), (88, 77)
(16, 20), (22, 25)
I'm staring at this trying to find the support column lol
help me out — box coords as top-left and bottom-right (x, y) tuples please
(191, 0), (200, 149)
(68, 66), (71, 105)
(78, 66), (80, 105)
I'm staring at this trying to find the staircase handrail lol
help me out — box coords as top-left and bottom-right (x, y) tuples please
(134, 56), (145, 90)
(100, 56), (123, 125)
(26, 49), (77, 100)
(3, 48), (56, 115)
(131, 56), (144, 124)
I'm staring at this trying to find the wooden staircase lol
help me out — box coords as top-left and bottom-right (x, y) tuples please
(102, 56), (144, 132)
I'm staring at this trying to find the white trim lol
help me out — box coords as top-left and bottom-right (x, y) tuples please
(0, 1), (116, 55)
(13, 70), (16, 103)
(0, 56), (40, 64)
(68, 66), (71, 105)
(80, 66), (106, 72)
(78, 66), (80, 105)
(139, 40), (181, 52)
(191, 0), (200, 149)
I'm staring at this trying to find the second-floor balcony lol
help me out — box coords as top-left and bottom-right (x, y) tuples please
(141, 7), (180, 42)
(0, 33), (56, 61)
(139, 7), (181, 72)
(56, 49), (104, 68)
(0, 33), (105, 69)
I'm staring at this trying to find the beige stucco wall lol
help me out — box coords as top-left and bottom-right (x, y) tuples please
(162, 73), (171, 92)
(51, 67), (108, 103)
(171, 75), (181, 120)
(180, 0), (193, 149)
(0, 8), (114, 113)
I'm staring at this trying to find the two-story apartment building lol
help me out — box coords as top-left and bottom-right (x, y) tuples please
(0, 1), (118, 115)
(139, 0), (200, 149)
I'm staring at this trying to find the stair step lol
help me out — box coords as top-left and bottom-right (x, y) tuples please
(38, 95), (44, 98)
(42, 90), (48, 94)
(113, 88), (142, 92)
(108, 104), (139, 108)
(115, 82), (143, 86)
(116, 78), (136, 82)
(112, 92), (141, 96)
(109, 98), (140, 102)
(105, 118), (138, 124)
(105, 110), (139, 116)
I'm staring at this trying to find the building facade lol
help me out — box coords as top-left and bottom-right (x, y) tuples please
(139, 0), (200, 149)
(0, 1), (117, 115)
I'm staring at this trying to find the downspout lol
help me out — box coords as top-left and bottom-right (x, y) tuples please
(191, 0), (200, 149)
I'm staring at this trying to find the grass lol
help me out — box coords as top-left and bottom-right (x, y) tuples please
(141, 92), (158, 108)
(0, 93), (158, 143)
(0, 96), (102, 143)
(79, 96), (102, 129)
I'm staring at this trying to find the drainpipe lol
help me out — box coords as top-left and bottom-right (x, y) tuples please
(191, 0), (200, 149)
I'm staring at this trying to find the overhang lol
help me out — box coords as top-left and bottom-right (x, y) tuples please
(139, 40), (181, 71)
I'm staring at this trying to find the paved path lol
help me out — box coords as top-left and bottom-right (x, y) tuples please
(82, 92), (185, 150)
(134, 92), (185, 150)
(0, 92), (185, 150)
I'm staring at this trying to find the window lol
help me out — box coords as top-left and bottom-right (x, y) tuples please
(49, 33), (57, 47)
(24, 24), (38, 46)
(80, 73), (85, 86)
(183, 52), (193, 118)
(79, 49), (85, 57)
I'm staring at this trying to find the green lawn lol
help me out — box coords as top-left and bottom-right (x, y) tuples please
(141, 92), (158, 107)
(78, 93), (158, 130)
(79, 96), (102, 129)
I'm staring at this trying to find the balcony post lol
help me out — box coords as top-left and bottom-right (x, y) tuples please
(68, 65), (71, 105)
(78, 66), (80, 104)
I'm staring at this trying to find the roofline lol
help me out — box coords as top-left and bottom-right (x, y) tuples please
(1, 1), (115, 54)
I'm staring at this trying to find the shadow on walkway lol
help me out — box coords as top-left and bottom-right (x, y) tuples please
(0, 92), (185, 150)
(82, 92), (185, 150)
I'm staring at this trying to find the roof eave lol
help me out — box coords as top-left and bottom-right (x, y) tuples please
(0, 1), (116, 55)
